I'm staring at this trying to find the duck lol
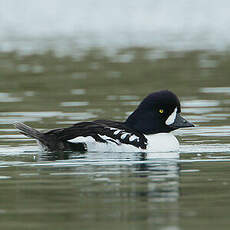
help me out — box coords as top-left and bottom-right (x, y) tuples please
(14, 90), (194, 153)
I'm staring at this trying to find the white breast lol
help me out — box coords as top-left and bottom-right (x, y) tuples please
(144, 133), (179, 152)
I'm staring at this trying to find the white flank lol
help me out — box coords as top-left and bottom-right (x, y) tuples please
(165, 107), (177, 125)
(66, 133), (179, 155)
(68, 136), (95, 143)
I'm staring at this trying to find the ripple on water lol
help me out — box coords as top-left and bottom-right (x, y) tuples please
(182, 100), (220, 107)
(0, 111), (97, 126)
(107, 71), (122, 79)
(71, 72), (87, 79)
(200, 87), (230, 94)
(106, 95), (139, 101)
(180, 143), (230, 154)
(181, 98), (226, 124)
(71, 89), (86, 95)
(0, 146), (39, 155)
(0, 176), (11, 179)
(0, 93), (22, 102)
(60, 102), (89, 107)
(0, 117), (40, 124)
(183, 107), (223, 115)
(0, 111), (63, 124)
(60, 112), (97, 120)
(177, 126), (230, 137)
(1, 111), (62, 117)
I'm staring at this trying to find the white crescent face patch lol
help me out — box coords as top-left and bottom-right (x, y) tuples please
(165, 107), (177, 125)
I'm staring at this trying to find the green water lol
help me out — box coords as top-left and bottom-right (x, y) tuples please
(1, 47), (230, 229)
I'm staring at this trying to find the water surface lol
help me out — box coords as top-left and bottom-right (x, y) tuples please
(1, 48), (230, 230)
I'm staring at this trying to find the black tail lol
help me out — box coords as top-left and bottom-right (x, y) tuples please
(14, 122), (44, 140)
(14, 122), (62, 151)
(14, 122), (87, 152)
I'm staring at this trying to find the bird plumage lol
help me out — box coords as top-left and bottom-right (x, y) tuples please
(14, 90), (194, 153)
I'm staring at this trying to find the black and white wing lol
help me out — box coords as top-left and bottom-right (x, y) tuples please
(45, 120), (147, 149)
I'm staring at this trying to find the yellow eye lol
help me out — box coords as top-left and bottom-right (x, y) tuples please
(159, 109), (164, 114)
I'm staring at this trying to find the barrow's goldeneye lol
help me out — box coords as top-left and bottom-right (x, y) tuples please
(14, 90), (194, 152)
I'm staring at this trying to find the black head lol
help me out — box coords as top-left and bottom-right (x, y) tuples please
(125, 90), (194, 134)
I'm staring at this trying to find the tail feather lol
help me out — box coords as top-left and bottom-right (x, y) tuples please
(14, 122), (43, 140)
(14, 122), (87, 152)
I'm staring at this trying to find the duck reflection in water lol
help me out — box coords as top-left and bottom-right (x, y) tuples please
(34, 150), (180, 226)
(39, 150), (179, 202)
(39, 150), (86, 161)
